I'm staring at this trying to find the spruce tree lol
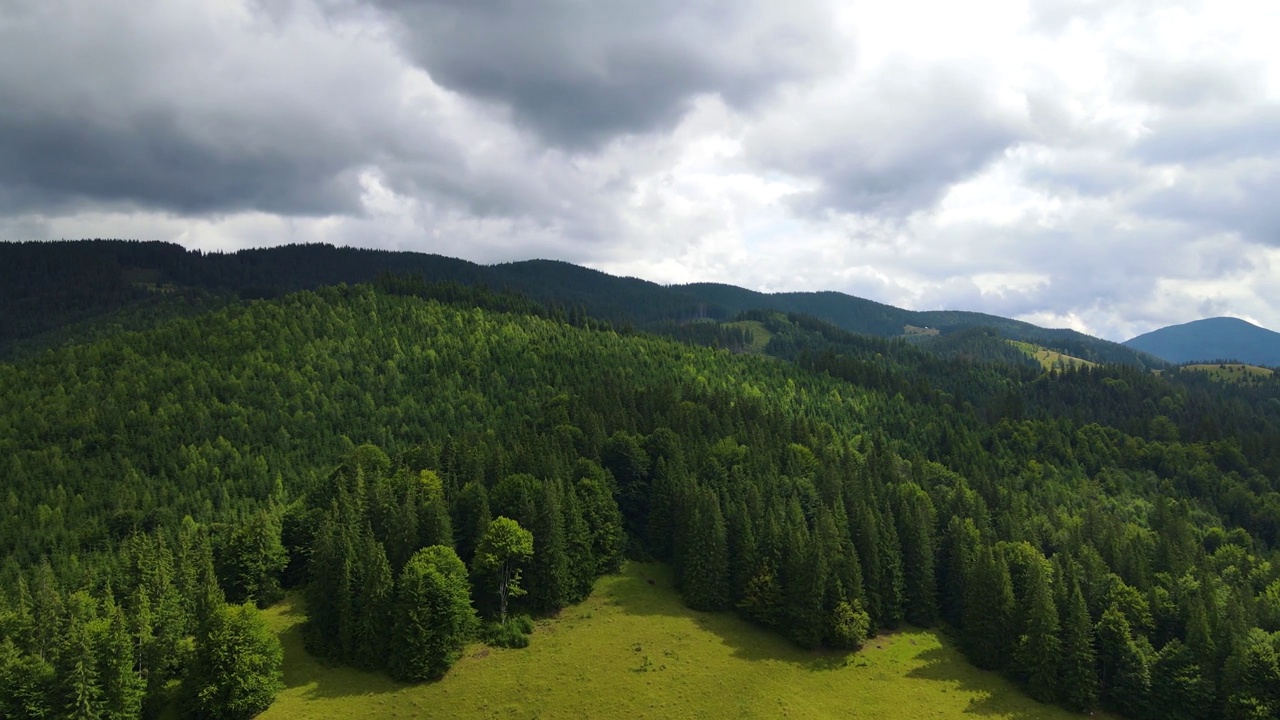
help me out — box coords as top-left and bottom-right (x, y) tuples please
(1058, 578), (1099, 711)
(1096, 604), (1151, 717)
(528, 480), (572, 613)
(1014, 558), (1061, 703)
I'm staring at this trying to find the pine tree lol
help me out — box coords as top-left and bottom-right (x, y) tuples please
(561, 480), (597, 602)
(57, 591), (104, 720)
(1057, 578), (1099, 711)
(575, 475), (625, 575)
(416, 470), (453, 549)
(528, 480), (572, 613)
(893, 483), (938, 626)
(875, 503), (905, 629)
(1149, 639), (1213, 720)
(351, 532), (394, 671)
(1014, 557), (1061, 703)
(680, 488), (730, 612)
(97, 594), (144, 720)
(452, 481), (491, 566)
(1096, 603), (1151, 718)
(963, 544), (1014, 670)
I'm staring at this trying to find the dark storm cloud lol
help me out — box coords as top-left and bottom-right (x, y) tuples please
(0, 107), (364, 215)
(369, 0), (841, 149)
(0, 0), (451, 217)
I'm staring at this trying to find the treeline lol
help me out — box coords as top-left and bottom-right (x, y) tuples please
(0, 284), (1278, 717)
(0, 519), (283, 719)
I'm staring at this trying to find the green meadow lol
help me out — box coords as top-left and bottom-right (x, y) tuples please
(1181, 363), (1274, 383)
(260, 563), (1109, 720)
(1009, 340), (1096, 371)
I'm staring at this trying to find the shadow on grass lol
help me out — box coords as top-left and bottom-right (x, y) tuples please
(270, 597), (406, 702)
(906, 642), (1075, 719)
(603, 562), (849, 672)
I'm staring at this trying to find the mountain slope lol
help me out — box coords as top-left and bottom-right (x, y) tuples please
(1, 240), (1161, 368)
(1124, 316), (1280, 366)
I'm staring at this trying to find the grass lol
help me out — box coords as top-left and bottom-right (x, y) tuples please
(1181, 363), (1274, 383)
(1008, 341), (1096, 371)
(722, 320), (774, 354)
(260, 563), (1110, 720)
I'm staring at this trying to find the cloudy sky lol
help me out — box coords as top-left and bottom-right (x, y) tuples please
(3, 0), (1279, 340)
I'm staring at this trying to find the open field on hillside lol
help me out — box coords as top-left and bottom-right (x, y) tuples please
(260, 563), (1108, 720)
(1181, 363), (1274, 383)
(1009, 341), (1096, 370)
(722, 320), (774, 353)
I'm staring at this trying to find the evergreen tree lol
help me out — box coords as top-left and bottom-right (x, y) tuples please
(1057, 578), (1099, 712)
(452, 481), (491, 566)
(893, 483), (938, 626)
(416, 470), (453, 550)
(963, 544), (1014, 670)
(0, 637), (54, 720)
(575, 475), (624, 575)
(97, 593), (144, 720)
(1014, 558), (1061, 703)
(1096, 603), (1151, 718)
(57, 591), (104, 720)
(1222, 628), (1280, 720)
(561, 480), (597, 602)
(528, 480), (572, 613)
(1149, 639), (1213, 720)
(680, 488), (730, 612)
(351, 531), (394, 671)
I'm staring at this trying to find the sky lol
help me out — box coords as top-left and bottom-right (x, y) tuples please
(3, 0), (1279, 341)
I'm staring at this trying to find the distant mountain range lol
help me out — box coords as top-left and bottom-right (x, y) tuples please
(1124, 317), (1280, 367)
(0, 240), (1164, 368)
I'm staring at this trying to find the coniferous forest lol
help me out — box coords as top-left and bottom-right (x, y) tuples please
(2, 242), (1280, 719)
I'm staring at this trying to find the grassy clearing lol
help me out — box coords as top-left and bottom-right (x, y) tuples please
(1181, 363), (1274, 383)
(1008, 341), (1096, 371)
(261, 563), (1108, 720)
(722, 320), (773, 354)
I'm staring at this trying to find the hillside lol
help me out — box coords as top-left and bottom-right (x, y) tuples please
(0, 240), (1161, 369)
(1124, 316), (1280, 366)
(261, 563), (1108, 720)
(1, 275), (1279, 718)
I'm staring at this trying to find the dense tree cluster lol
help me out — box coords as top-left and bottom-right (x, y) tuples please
(1, 277), (1279, 717)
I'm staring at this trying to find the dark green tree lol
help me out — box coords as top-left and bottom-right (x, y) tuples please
(185, 602), (284, 720)
(390, 546), (477, 682)
(1057, 578), (1099, 712)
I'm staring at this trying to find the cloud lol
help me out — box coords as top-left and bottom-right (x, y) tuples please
(747, 63), (1030, 216)
(0, 0), (414, 215)
(369, 0), (842, 149)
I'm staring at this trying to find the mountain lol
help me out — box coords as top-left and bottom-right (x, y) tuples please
(1124, 316), (1280, 366)
(2, 246), (1280, 719)
(0, 240), (1163, 368)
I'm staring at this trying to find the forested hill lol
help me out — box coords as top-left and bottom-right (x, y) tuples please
(0, 239), (1160, 368)
(1125, 316), (1280, 366)
(1, 276), (1279, 719)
